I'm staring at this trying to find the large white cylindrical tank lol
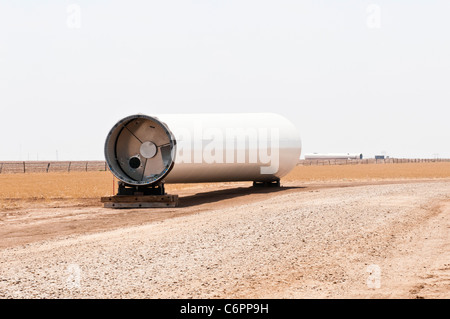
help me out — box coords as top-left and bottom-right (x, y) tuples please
(105, 113), (301, 186)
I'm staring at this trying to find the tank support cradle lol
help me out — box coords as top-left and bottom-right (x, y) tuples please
(101, 182), (178, 208)
(252, 179), (281, 188)
(117, 181), (166, 196)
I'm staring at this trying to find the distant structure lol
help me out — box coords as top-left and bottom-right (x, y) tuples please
(375, 155), (385, 160)
(304, 153), (363, 160)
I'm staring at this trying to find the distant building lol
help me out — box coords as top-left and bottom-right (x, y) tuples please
(304, 153), (363, 160)
(374, 155), (385, 160)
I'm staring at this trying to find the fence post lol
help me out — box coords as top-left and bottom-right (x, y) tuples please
(23, 161), (26, 173)
(86, 162), (88, 172)
(0, 163), (2, 174)
(47, 163), (51, 173)
(68, 162), (71, 173)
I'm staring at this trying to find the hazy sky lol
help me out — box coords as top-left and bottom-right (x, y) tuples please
(1, 1), (449, 160)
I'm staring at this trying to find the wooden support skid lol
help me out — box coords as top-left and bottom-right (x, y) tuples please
(101, 194), (179, 208)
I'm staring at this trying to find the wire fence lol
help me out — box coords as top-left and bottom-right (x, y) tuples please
(297, 158), (450, 166)
(0, 158), (449, 174)
(0, 161), (108, 174)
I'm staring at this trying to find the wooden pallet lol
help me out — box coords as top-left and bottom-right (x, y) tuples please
(101, 194), (179, 208)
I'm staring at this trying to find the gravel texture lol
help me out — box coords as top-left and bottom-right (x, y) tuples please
(0, 180), (449, 298)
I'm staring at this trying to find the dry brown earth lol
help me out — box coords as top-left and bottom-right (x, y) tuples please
(0, 163), (449, 298)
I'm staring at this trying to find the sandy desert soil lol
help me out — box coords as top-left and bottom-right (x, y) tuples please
(0, 164), (449, 298)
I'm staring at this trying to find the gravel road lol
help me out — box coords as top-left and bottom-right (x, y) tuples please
(1, 180), (449, 298)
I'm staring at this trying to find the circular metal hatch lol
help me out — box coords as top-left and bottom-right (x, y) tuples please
(104, 114), (177, 186)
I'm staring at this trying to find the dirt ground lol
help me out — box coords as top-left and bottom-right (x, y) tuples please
(0, 164), (449, 299)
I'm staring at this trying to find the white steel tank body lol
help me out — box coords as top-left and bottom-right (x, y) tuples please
(104, 113), (301, 186)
